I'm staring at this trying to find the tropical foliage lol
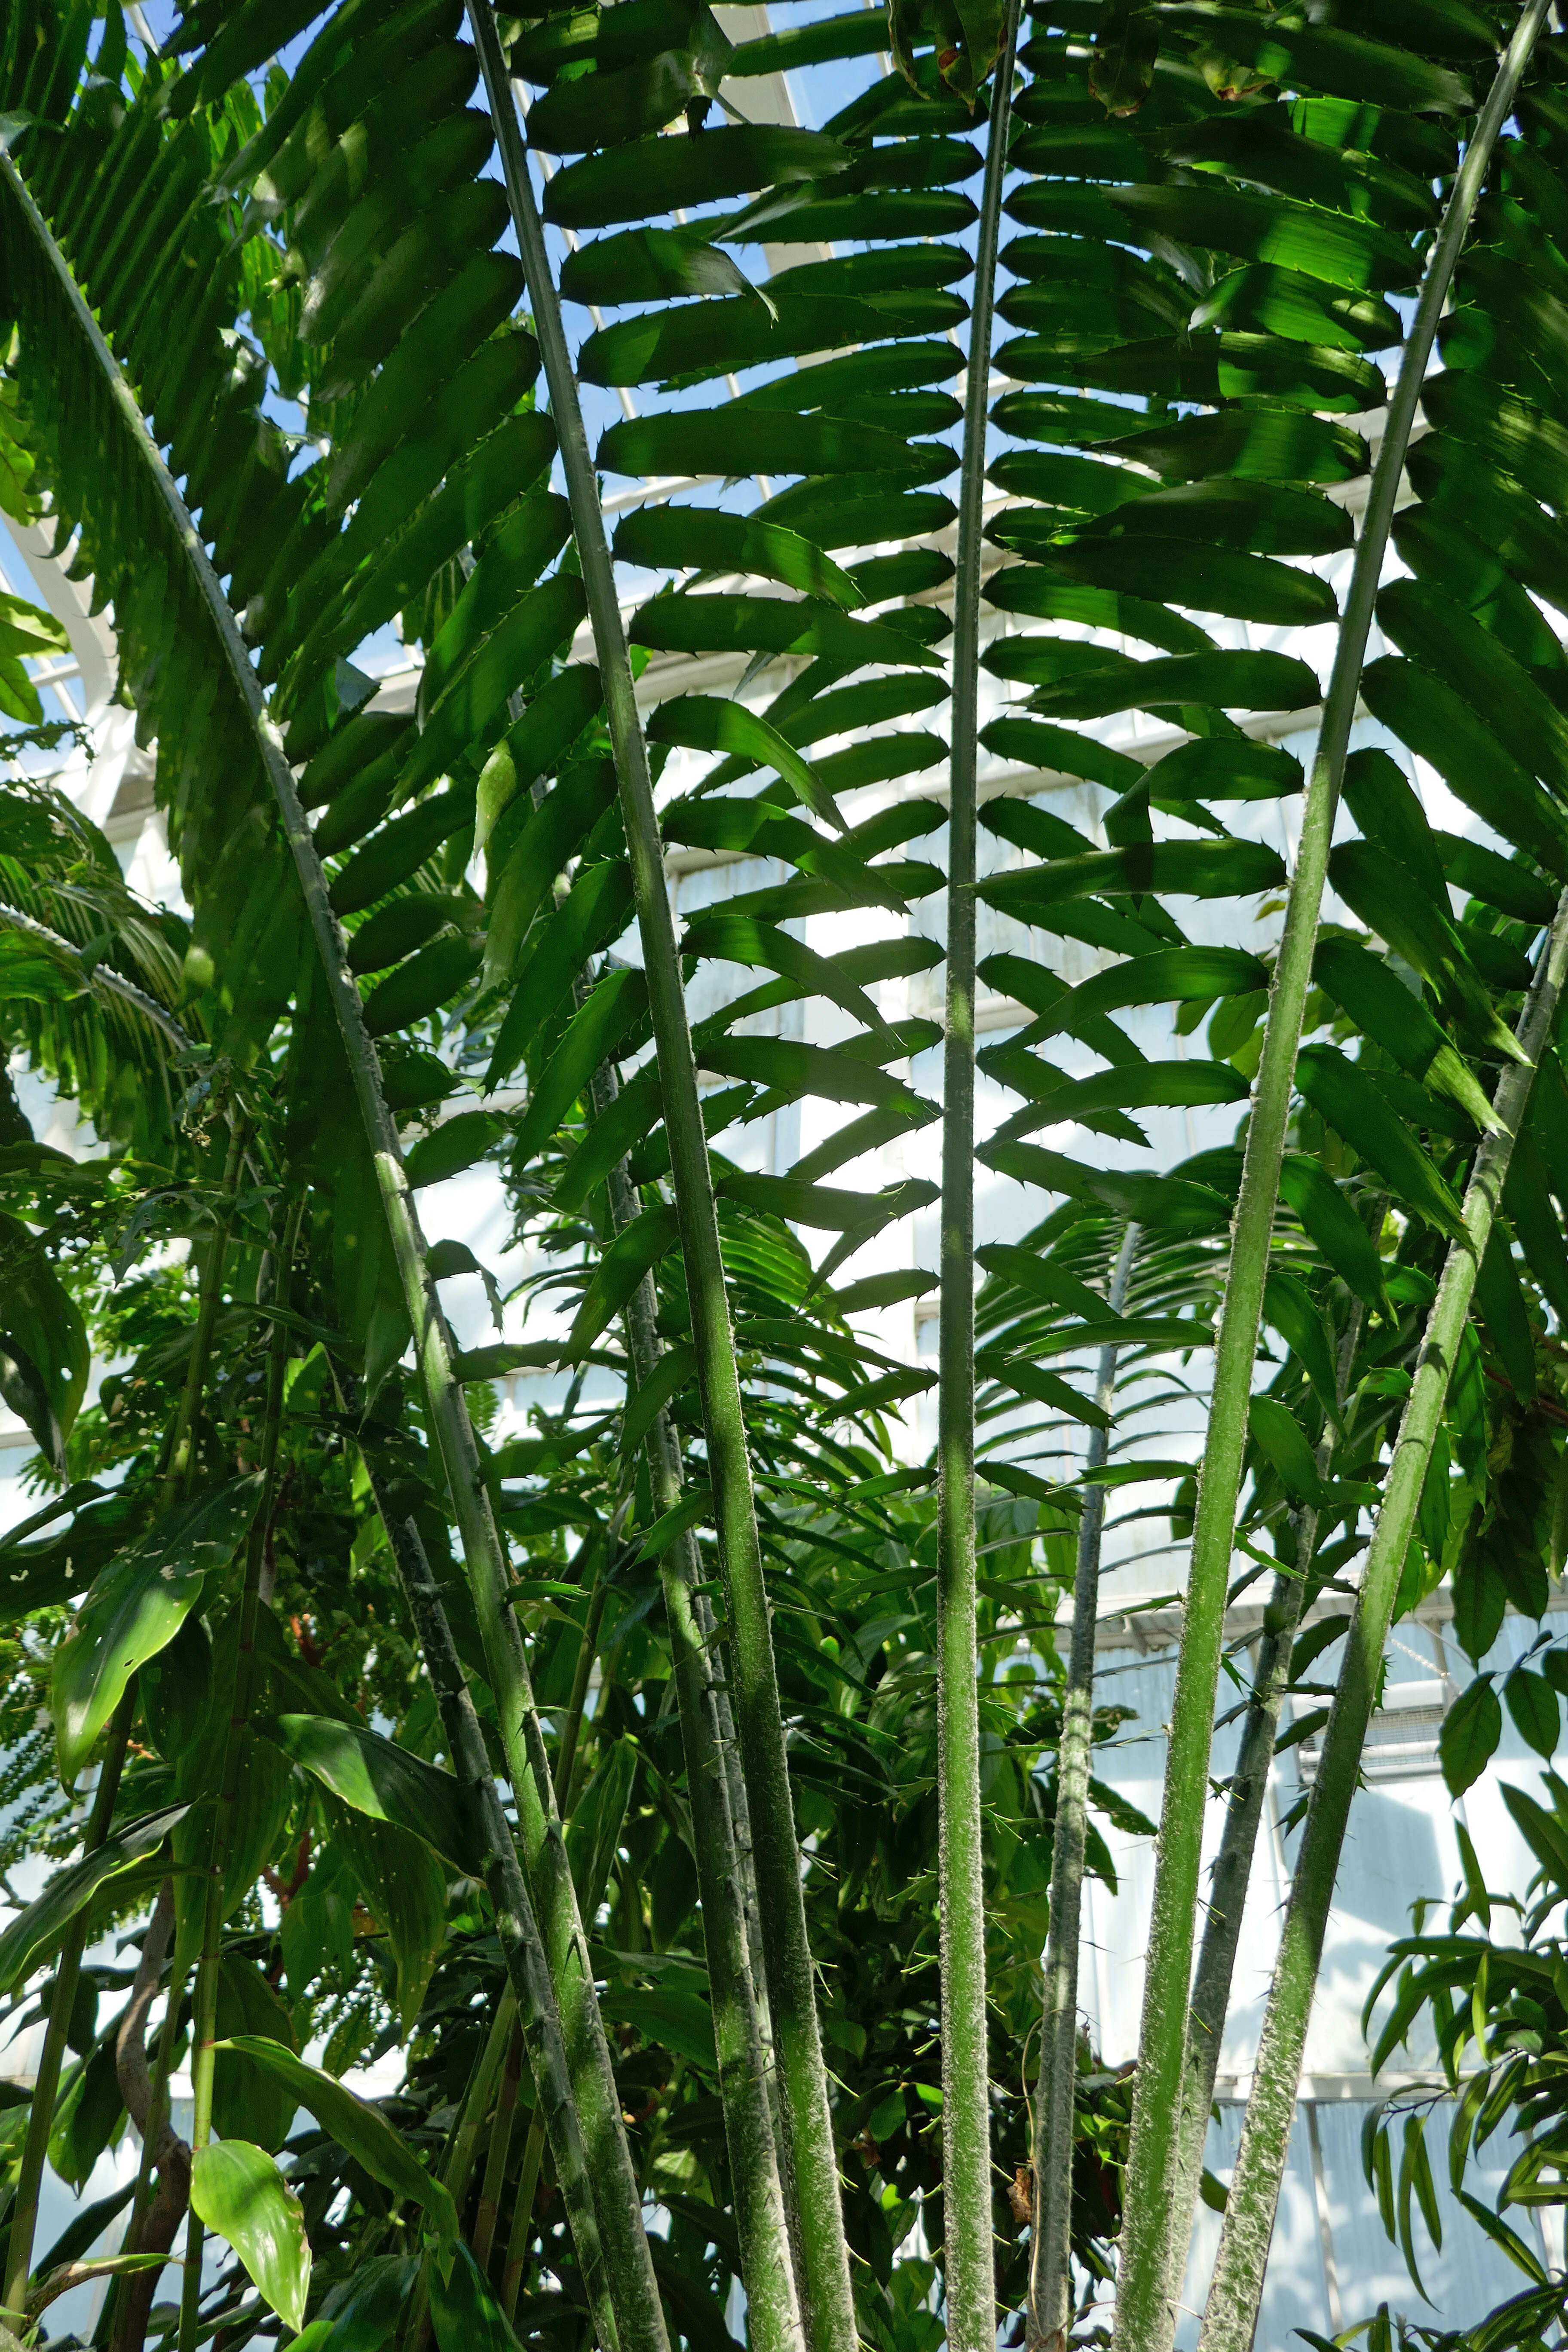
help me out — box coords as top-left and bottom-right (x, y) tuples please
(2, 0), (1568, 2345)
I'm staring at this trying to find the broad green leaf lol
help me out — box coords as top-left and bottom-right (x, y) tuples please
(265, 1713), (487, 1878)
(1107, 181), (1418, 290)
(1008, 539), (1337, 628)
(302, 2255), (419, 2352)
(49, 2036), (126, 2192)
(324, 1796), (448, 2028)
(975, 1350), (1110, 1430)
(1327, 840), (1527, 1066)
(483, 759), (621, 991)
(1294, 1046), (1464, 1235)
(428, 2242), (522, 2352)
(190, 2141), (311, 2333)
(544, 125), (851, 230)
(1476, 1228), (1536, 1403)
(570, 1204), (683, 1358)
(0, 1213), (88, 1475)
(1440, 1677), (1501, 1798)
(487, 858), (637, 1091)
(475, 666), (605, 861)
(1248, 1396), (1323, 1509)
(980, 1139), (1231, 1232)
(510, 968), (649, 1168)
(213, 1955), (298, 2156)
(1276, 1155), (1385, 1311)
(679, 916), (879, 1029)
(1155, 4), (1473, 108)
(629, 594), (942, 671)
(981, 839), (1286, 916)
(988, 1052), (1250, 1148)
(1020, 647), (1320, 722)
(647, 695), (844, 829)
(1504, 1669), (1560, 1762)
(51, 1475), (263, 1786)
(1500, 1781), (1568, 1893)
(1360, 657), (1568, 874)
(1313, 941), (1501, 1131)
(219, 2039), (458, 2245)
(1004, 945), (1268, 1040)
(404, 1112), (505, 1191)
(617, 508), (861, 616)
(703, 1036), (920, 1113)
(1263, 1269), (1343, 1427)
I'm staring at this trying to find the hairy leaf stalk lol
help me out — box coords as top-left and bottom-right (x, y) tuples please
(601, 1111), (804, 2352)
(369, 1485), (622, 2352)
(0, 149), (664, 2352)
(1161, 1291), (1366, 2316)
(1199, 878), (1568, 2352)
(937, 9), (1023, 2343)
(179, 1195), (302, 2352)
(1028, 1224), (1139, 2348)
(465, 9), (856, 2338)
(1109, 6), (1551, 2331)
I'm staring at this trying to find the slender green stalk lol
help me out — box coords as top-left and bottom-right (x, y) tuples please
(160, 1116), (248, 1503)
(368, 1488), (620, 2352)
(502, 2111), (547, 2324)
(178, 1196), (303, 2352)
(1028, 1223), (1138, 2350)
(3, 138), (668, 2352)
(1199, 881), (1568, 2352)
(473, 2019), (524, 2272)
(603, 1128), (804, 2352)
(937, 13), (1023, 2344)
(1160, 1292), (1366, 2321)
(1109, 10), (1551, 2332)
(1, 1687), (134, 2326)
(463, 14), (854, 2339)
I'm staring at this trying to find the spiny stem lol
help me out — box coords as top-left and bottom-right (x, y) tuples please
(1028, 1222), (1139, 2349)
(937, 10), (1022, 2344)
(465, 12), (854, 2337)
(1161, 1286), (1367, 2316)
(1199, 879), (1568, 2352)
(1109, 8), (1552, 2333)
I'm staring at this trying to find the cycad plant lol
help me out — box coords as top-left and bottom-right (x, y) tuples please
(6, 0), (1568, 2344)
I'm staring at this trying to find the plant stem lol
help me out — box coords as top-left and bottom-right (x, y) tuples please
(1107, 6), (1550, 2330)
(502, 2111), (546, 2324)
(464, 15), (854, 2340)
(602, 1126), (804, 2352)
(160, 1115), (249, 1504)
(1028, 1223), (1138, 2350)
(2, 141), (664, 2352)
(368, 1486), (621, 2352)
(937, 13), (1022, 2345)
(1, 1687), (134, 2326)
(1161, 1290), (1366, 2320)
(1199, 880), (1568, 2352)
(472, 2018), (525, 2272)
